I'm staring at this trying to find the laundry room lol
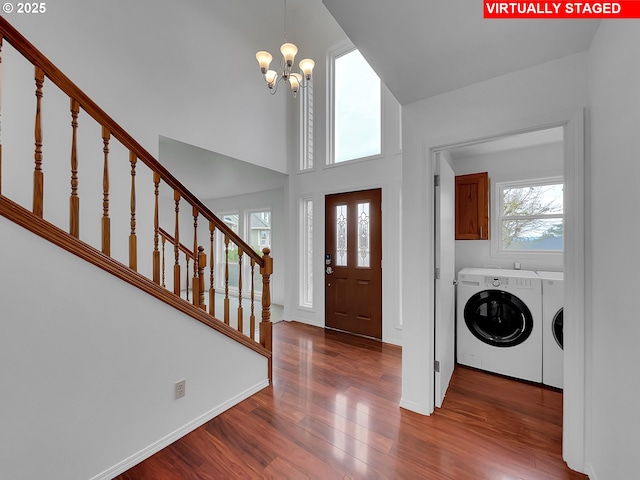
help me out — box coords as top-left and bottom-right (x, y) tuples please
(447, 126), (564, 274)
(442, 126), (566, 390)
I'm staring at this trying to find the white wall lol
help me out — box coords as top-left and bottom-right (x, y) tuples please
(0, 216), (268, 480)
(452, 141), (564, 273)
(586, 21), (640, 480)
(5, 0), (288, 172)
(401, 52), (588, 414)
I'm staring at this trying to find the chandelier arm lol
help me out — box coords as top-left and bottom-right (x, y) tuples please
(269, 75), (283, 95)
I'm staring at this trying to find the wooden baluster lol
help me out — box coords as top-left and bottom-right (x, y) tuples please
(173, 191), (181, 296)
(161, 235), (166, 288)
(260, 248), (273, 355)
(69, 98), (80, 237)
(209, 221), (216, 316)
(0, 33), (3, 196)
(250, 259), (256, 341)
(197, 246), (206, 310)
(33, 66), (45, 217)
(101, 127), (110, 255)
(192, 207), (199, 307)
(185, 254), (190, 301)
(152, 172), (161, 284)
(129, 152), (137, 271)
(238, 248), (243, 334)
(224, 234), (230, 325)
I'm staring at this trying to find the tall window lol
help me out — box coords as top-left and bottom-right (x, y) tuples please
(299, 197), (313, 308)
(300, 82), (314, 171)
(494, 178), (564, 254)
(331, 48), (381, 164)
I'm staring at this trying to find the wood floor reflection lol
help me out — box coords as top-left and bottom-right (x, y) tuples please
(115, 321), (586, 479)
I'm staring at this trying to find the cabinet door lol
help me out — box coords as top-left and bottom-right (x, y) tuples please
(455, 172), (489, 240)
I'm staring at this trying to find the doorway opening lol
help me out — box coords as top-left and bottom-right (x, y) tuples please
(431, 110), (586, 470)
(434, 125), (564, 406)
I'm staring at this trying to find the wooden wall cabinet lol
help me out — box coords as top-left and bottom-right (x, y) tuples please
(455, 172), (489, 240)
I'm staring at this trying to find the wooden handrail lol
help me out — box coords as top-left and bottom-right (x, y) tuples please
(158, 227), (193, 260)
(0, 195), (271, 361)
(0, 16), (262, 268)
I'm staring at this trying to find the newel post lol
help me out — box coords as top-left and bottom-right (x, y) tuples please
(260, 248), (273, 352)
(260, 247), (273, 383)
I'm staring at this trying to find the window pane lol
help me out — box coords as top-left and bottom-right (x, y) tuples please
(357, 202), (370, 267)
(301, 82), (314, 170)
(334, 50), (381, 163)
(502, 218), (563, 251)
(502, 183), (563, 216)
(220, 213), (239, 289)
(248, 210), (271, 294)
(300, 198), (313, 307)
(249, 211), (271, 252)
(336, 205), (348, 266)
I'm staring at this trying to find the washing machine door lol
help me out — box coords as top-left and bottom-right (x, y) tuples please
(553, 308), (563, 349)
(464, 290), (534, 347)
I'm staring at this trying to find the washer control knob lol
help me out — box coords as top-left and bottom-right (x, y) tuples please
(492, 278), (501, 287)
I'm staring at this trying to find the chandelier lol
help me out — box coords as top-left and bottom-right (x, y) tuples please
(255, 0), (314, 98)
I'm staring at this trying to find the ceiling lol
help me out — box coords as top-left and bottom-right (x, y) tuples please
(159, 137), (287, 201)
(321, 0), (600, 105)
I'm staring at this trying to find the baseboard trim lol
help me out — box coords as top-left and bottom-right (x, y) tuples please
(90, 379), (270, 480)
(399, 397), (431, 416)
(583, 463), (597, 480)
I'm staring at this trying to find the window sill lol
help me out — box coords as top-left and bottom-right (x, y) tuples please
(325, 152), (384, 170)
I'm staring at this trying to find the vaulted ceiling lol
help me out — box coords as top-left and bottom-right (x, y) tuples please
(321, 0), (600, 105)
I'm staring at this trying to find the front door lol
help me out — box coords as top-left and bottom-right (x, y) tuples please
(325, 189), (382, 339)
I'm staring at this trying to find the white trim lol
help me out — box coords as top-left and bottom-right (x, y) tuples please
(400, 397), (430, 415)
(90, 379), (270, 480)
(562, 109), (586, 473)
(584, 464), (598, 480)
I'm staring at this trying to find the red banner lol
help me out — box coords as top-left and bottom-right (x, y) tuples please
(484, 1), (640, 18)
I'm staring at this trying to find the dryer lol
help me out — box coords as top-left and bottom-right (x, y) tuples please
(537, 271), (564, 389)
(457, 268), (542, 383)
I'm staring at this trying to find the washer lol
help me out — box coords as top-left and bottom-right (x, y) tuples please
(457, 268), (542, 383)
(537, 271), (564, 389)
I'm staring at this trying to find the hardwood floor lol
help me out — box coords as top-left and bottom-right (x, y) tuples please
(115, 321), (586, 479)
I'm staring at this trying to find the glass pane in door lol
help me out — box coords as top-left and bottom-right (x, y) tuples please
(336, 204), (348, 266)
(357, 202), (370, 267)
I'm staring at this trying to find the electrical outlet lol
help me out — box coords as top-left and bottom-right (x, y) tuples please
(175, 379), (186, 400)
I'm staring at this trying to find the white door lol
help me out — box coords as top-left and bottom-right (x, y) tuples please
(434, 152), (456, 407)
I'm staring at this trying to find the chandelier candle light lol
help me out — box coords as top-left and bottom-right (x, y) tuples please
(255, 0), (314, 97)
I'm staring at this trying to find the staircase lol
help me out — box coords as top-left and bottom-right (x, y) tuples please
(0, 17), (273, 479)
(0, 16), (272, 369)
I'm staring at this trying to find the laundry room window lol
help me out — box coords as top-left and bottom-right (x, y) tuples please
(493, 177), (564, 255)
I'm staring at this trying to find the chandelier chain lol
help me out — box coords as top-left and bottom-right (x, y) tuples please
(283, 0), (287, 42)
